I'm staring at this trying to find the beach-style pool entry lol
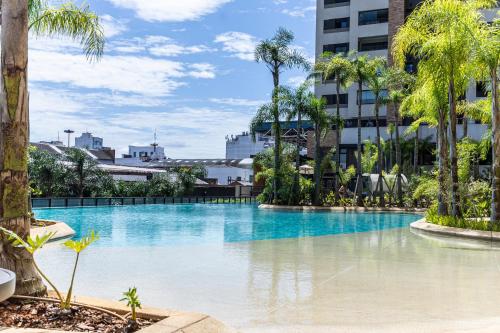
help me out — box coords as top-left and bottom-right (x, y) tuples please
(34, 204), (419, 245)
(34, 204), (500, 333)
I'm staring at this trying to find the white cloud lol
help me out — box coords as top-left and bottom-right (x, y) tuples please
(287, 75), (307, 88)
(100, 14), (128, 38)
(106, 0), (232, 22)
(28, 37), (217, 97)
(214, 32), (257, 61)
(210, 98), (266, 107)
(282, 6), (315, 17)
(110, 35), (216, 57)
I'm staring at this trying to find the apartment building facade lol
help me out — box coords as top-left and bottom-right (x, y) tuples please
(315, 0), (496, 168)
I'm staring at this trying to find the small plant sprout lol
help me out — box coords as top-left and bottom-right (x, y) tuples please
(62, 231), (99, 309)
(0, 227), (98, 310)
(121, 287), (142, 321)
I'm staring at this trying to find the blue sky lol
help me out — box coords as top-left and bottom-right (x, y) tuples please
(29, 0), (316, 158)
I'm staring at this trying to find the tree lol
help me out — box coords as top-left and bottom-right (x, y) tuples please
(385, 67), (415, 207)
(349, 52), (372, 206)
(365, 57), (387, 206)
(314, 52), (353, 203)
(254, 27), (309, 204)
(0, 0), (104, 297)
(64, 148), (105, 197)
(393, 0), (494, 217)
(29, 146), (66, 197)
(401, 75), (450, 216)
(472, 18), (500, 222)
(386, 122), (395, 170)
(306, 97), (331, 206)
(281, 82), (314, 205)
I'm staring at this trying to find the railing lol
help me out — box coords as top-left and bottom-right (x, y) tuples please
(32, 196), (258, 209)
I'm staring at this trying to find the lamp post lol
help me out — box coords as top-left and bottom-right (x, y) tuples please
(64, 129), (74, 148)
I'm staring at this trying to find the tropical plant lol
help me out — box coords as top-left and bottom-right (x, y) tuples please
(64, 148), (106, 197)
(173, 165), (207, 196)
(393, 0), (496, 217)
(0, 227), (98, 309)
(314, 52), (353, 202)
(29, 146), (67, 197)
(365, 57), (388, 205)
(361, 140), (378, 175)
(280, 81), (314, 205)
(0, 0), (104, 296)
(349, 52), (373, 206)
(121, 287), (142, 322)
(306, 97), (331, 205)
(254, 27), (309, 203)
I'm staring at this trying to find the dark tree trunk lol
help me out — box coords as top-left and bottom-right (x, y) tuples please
(314, 125), (322, 206)
(491, 70), (499, 223)
(0, 0), (47, 296)
(334, 77), (341, 204)
(375, 95), (385, 206)
(438, 108), (449, 216)
(355, 80), (364, 206)
(272, 70), (281, 204)
(413, 127), (419, 175)
(292, 110), (302, 205)
(449, 78), (462, 217)
(394, 103), (403, 207)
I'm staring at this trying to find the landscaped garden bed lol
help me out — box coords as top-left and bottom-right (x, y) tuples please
(0, 297), (157, 333)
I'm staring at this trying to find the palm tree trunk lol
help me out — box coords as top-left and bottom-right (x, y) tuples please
(394, 103), (403, 207)
(463, 116), (468, 139)
(334, 78), (341, 204)
(413, 127), (419, 175)
(389, 133), (393, 171)
(355, 80), (363, 206)
(292, 110), (302, 205)
(0, 0), (47, 296)
(449, 78), (462, 217)
(375, 97), (385, 206)
(314, 125), (321, 206)
(491, 70), (499, 223)
(272, 72), (281, 204)
(438, 108), (449, 216)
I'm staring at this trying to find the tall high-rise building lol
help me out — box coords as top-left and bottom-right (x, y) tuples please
(315, 0), (497, 168)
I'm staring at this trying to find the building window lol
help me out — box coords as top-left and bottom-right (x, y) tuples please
(476, 81), (489, 98)
(323, 43), (349, 54)
(324, 17), (350, 32)
(324, 0), (350, 8)
(358, 9), (388, 26)
(358, 35), (388, 52)
(357, 90), (388, 105)
(323, 94), (348, 107)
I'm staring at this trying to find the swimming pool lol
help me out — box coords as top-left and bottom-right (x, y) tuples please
(34, 204), (419, 245)
(33, 205), (500, 332)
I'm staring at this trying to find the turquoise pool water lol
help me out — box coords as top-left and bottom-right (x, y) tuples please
(34, 204), (420, 246)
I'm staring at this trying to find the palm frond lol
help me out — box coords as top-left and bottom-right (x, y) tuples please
(29, 3), (105, 61)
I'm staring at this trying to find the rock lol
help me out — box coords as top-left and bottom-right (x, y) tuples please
(30, 309), (38, 315)
(77, 323), (96, 331)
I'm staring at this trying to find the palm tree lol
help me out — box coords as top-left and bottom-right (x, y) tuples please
(0, 0), (104, 296)
(306, 97), (331, 205)
(386, 122), (395, 170)
(393, 0), (492, 217)
(314, 53), (353, 203)
(365, 57), (387, 206)
(401, 76), (450, 216)
(255, 28), (309, 203)
(349, 52), (372, 206)
(472, 18), (500, 222)
(281, 82), (314, 205)
(385, 67), (415, 207)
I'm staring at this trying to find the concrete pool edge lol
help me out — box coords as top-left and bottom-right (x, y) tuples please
(259, 204), (426, 214)
(57, 294), (237, 333)
(410, 218), (500, 242)
(31, 220), (75, 242)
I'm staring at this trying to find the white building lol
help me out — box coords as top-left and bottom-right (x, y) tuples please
(75, 132), (104, 150)
(226, 132), (273, 159)
(315, 0), (496, 167)
(128, 145), (165, 160)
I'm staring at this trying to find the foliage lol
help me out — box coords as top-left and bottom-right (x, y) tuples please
(121, 287), (142, 321)
(426, 204), (499, 232)
(173, 164), (207, 195)
(29, 147), (67, 197)
(361, 141), (378, 174)
(0, 228), (98, 309)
